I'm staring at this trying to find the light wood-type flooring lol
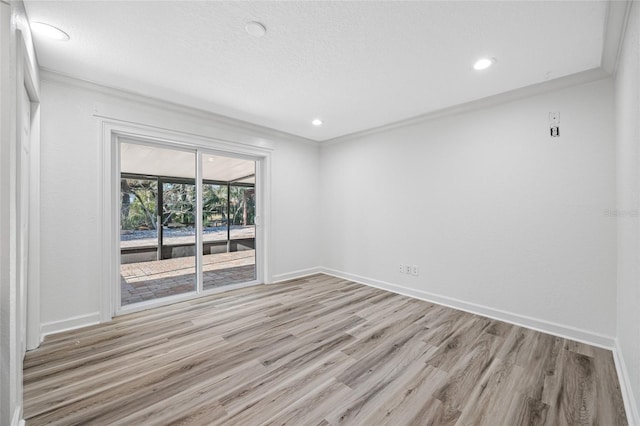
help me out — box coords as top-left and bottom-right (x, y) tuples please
(23, 274), (628, 425)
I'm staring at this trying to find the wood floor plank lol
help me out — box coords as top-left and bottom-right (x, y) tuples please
(341, 311), (427, 360)
(455, 357), (526, 426)
(431, 331), (504, 413)
(327, 343), (438, 425)
(221, 352), (355, 424)
(23, 332), (224, 413)
(360, 364), (449, 425)
(261, 379), (353, 426)
(109, 361), (267, 426)
(23, 275), (628, 425)
(260, 316), (362, 370)
(592, 347), (628, 425)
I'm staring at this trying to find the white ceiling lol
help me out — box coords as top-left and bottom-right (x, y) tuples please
(24, 1), (609, 142)
(121, 141), (255, 183)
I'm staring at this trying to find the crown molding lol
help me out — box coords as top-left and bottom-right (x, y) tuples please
(322, 67), (610, 146)
(40, 18), (622, 151)
(602, 0), (633, 75)
(39, 68), (320, 147)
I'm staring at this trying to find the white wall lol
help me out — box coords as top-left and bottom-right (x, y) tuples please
(0, 3), (12, 422)
(0, 1), (39, 424)
(38, 74), (320, 330)
(615, 1), (640, 421)
(0, 4), (13, 423)
(320, 78), (617, 344)
(271, 138), (321, 280)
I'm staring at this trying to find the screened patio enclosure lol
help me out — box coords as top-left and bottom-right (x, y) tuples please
(119, 141), (257, 307)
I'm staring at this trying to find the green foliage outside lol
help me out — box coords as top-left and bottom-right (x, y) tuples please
(121, 179), (157, 230)
(121, 178), (255, 231)
(229, 186), (256, 226)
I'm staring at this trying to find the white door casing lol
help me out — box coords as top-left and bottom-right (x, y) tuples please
(100, 119), (272, 320)
(18, 85), (30, 357)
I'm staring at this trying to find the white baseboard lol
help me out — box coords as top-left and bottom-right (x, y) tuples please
(271, 267), (322, 283)
(613, 339), (640, 426)
(319, 268), (615, 349)
(41, 312), (101, 338)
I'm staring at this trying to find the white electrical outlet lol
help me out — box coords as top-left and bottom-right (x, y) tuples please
(549, 112), (560, 124)
(399, 264), (405, 274)
(412, 265), (419, 276)
(406, 262), (412, 274)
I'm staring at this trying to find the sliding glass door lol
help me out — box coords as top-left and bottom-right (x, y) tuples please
(201, 153), (256, 291)
(118, 141), (257, 310)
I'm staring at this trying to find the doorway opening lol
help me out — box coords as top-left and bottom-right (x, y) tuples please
(118, 140), (258, 310)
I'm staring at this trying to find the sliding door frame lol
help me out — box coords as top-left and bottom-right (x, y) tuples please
(100, 119), (272, 320)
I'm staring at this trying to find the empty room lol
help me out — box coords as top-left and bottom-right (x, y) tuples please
(1, 0), (639, 424)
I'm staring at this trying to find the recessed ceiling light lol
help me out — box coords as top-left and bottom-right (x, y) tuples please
(473, 57), (496, 71)
(31, 22), (70, 41)
(312, 119), (323, 126)
(245, 21), (266, 38)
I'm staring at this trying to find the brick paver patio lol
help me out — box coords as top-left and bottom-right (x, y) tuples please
(120, 250), (256, 305)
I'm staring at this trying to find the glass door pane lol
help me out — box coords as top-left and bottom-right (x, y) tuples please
(159, 179), (197, 296)
(202, 154), (256, 290)
(119, 142), (196, 306)
(229, 185), (256, 241)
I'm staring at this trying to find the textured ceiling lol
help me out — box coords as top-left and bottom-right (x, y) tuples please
(24, 1), (608, 142)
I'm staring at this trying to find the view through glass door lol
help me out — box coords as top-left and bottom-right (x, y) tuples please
(119, 141), (257, 308)
(201, 153), (256, 290)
